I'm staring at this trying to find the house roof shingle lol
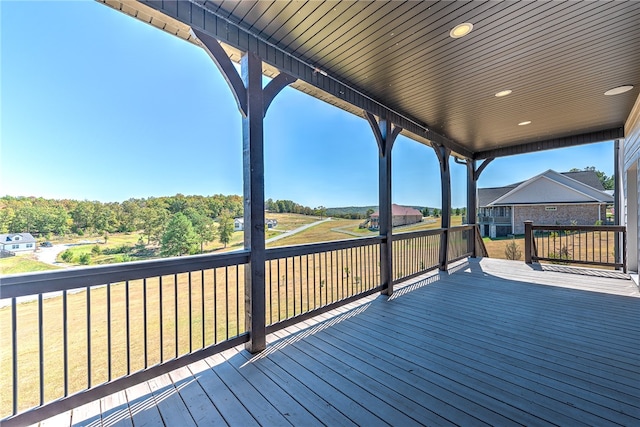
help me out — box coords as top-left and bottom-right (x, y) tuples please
(479, 170), (610, 207)
(371, 204), (423, 218)
(0, 233), (37, 244)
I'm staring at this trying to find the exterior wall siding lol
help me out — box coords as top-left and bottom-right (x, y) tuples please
(1, 242), (35, 253)
(513, 204), (605, 235)
(623, 94), (640, 172)
(391, 215), (423, 227)
(624, 93), (640, 273)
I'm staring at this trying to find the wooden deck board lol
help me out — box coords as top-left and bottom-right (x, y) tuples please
(124, 381), (164, 427)
(167, 366), (226, 426)
(37, 258), (640, 426)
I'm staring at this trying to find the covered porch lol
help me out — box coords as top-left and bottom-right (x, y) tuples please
(2, 1), (640, 425)
(35, 258), (640, 426)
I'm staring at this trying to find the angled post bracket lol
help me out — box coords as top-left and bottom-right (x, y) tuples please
(192, 28), (248, 116)
(474, 158), (494, 181)
(263, 73), (297, 117)
(195, 28), (296, 353)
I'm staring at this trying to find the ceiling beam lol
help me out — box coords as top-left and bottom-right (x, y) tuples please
(474, 127), (624, 160)
(135, 0), (473, 159)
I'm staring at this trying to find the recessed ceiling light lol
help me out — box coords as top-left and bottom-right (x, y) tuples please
(604, 85), (634, 95)
(518, 121), (532, 126)
(495, 89), (512, 97)
(449, 23), (473, 38)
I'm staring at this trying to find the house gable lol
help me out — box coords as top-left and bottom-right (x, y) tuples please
(490, 170), (613, 206)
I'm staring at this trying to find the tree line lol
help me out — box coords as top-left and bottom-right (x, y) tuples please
(0, 194), (243, 239)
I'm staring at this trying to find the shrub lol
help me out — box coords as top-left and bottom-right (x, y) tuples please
(114, 254), (132, 263)
(60, 250), (74, 263)
(91, 245), (102, 256)
(504, 240), (522, 260)
(549, 245), (571, 264)
(78, 253), (91, 265)
(104, 244), (132, 255)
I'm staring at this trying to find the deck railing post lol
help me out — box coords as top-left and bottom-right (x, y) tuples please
(524, 221), (533, 264)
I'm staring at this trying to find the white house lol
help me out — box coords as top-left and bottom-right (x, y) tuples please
(0, 233), (37, 254)
(234, 218), (278, 231)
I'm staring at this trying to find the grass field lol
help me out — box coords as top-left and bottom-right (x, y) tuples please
(0, 244), (379, 416)
(482, 231), (617, 266)
(268, 218), (363, 247)
(1, 212), (557, 416)
(0, 256), (61, 274)
(0, 270), (244, 416)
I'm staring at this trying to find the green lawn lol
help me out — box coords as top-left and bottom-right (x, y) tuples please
(0, 256), (61, 275)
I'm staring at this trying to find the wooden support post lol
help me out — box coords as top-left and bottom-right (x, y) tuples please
(194, 29), (296, 353)
(613, 139), (622, 270)
(435, 146), (451, 271)
(241, 51), (267, 353)
(524, 220), (533, 264)
(365, 112), (401, 296)
(466, 160), (477, 256)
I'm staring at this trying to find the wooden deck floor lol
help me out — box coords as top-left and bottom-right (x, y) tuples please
(36, 258), (640, 426)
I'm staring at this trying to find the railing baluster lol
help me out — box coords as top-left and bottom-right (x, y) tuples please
(201, 271), (205, 350)
(285, 257), (289, 318)
(306, 254), (310, 313)
(159, 276), (163, 362)
(188, 272), (192, 354)
(38, 294), (44, 406)
(174, 274), (178, 359)
(143, 279), (148, 369)
(126, 280), (130, 375)
(313, 252), (317, 309)
(86, 286), (91, 389)
(235, 265), (240, 335)
(107, 283), (111, 380)
(277, 260), (281, 322)
(12, 297), (17, 415)
(292, 256), (296, 316)
(63, 290), (68, 397)
(213, 268), (217, 344)
(225, 266), (229, 340)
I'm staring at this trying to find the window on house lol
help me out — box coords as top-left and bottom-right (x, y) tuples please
(12, 244), (19, 249)
(26, 243), (34, 248)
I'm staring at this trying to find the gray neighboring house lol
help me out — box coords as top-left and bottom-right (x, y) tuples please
(478, 170), (613, 238)
(0, 233), (37, 254)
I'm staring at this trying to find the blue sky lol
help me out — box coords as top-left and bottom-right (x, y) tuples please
(1, 1), (614, 209)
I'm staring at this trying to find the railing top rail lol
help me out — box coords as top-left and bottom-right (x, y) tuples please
(0, 250), (250, 299)
(530, 224), (626, 232)
(265, 236), (383, 260)
(391, 228), (443, 241)
(449, 225), (475, 232)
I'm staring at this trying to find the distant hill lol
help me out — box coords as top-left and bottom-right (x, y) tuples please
(326, 206), (378, 217)
(327, 205), (435, 218)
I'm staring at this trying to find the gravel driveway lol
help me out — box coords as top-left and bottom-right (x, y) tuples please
(34, 244), (68, 265)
